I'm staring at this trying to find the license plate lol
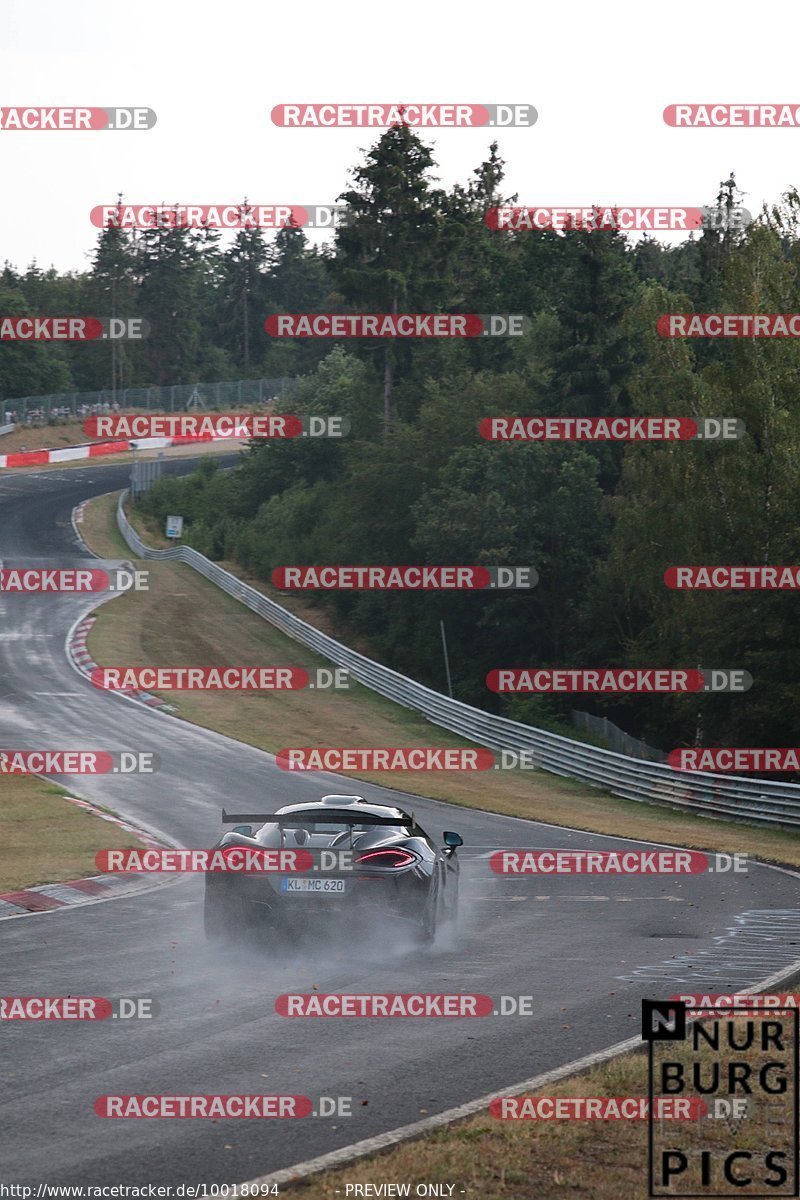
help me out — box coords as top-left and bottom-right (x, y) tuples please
(281, 878), (346, 894)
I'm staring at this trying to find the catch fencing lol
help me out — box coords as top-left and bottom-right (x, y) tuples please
(570, 709), (666, 763)
(116, 492), (800, 830)
(4, 377), (300, 425)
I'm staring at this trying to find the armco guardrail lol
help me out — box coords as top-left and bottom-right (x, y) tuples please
(0, 423), (16, 437)
(117, 491), (800, 830)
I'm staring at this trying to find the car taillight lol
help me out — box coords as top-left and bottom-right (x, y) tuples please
(354, 849), (415, 869)
(219, 844), (262, 869)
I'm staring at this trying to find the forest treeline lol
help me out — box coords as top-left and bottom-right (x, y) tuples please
(6, 126), (800, 752)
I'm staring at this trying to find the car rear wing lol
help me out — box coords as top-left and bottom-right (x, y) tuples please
(222, 808), (415, 827)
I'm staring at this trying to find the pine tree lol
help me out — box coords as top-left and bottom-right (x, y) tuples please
(333, 123), (447, 436)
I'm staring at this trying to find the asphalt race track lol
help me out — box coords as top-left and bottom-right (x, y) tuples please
(1, 461), (799, 1185)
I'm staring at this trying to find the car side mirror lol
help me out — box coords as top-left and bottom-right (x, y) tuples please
(443, 831), (463, 848)
(232, 824), (252, 836)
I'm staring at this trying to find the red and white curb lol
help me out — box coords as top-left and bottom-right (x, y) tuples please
(68, 614), (174, 712)
(0, 795), (172, 919)
(0, 433), (234, 469)
(0, 438), (131, 468)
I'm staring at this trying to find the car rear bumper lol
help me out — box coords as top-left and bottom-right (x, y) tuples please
(206, 870), (429, 927)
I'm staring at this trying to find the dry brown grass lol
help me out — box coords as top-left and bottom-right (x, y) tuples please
(0, 774), (143, 891)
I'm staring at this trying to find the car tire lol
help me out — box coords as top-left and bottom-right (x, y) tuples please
(414, 883), (441, 945)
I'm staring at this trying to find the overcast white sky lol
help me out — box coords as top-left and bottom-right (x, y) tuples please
(1, 0), (798, 273)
